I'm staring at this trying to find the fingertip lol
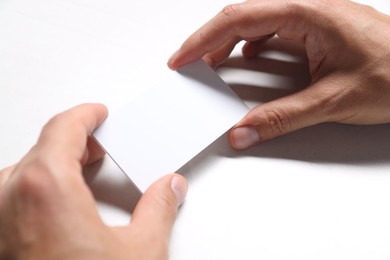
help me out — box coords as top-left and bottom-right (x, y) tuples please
(167, 60), (178, 71)
(73, 103), (109, 126)
(167, 50), (182, 71)
(167, 47), (201, 70)
(91, 103), (109, 118)
(78, 102), (108, 111)
(229, 126), (260, 150)
(170, 174), (188, 207)
(99, 103), (109, 115)
(242, 41), (257, 58)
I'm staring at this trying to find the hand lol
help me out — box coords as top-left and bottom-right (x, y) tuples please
(168, 0), (390, 149)
(0, 104), (187, 260)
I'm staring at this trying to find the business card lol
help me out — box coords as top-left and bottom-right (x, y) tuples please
(93, 60), (249, 192)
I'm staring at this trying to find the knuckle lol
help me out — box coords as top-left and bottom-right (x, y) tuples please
(282, 0), (327, 25)
(262, 108), (292, 137)
(44, 113), (63, 129)
(219, 3), (243, 39)
(40, 116), (62, 139)
(221, 4), (239, 19)
(14, 156), (58, 203)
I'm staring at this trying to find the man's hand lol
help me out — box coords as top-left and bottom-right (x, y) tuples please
(168, 0), (390, 149)
(0, 104), (187, 260)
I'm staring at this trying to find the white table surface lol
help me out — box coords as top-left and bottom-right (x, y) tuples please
(1, 0), (390, 259)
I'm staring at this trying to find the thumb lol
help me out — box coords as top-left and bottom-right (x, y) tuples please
(229, 85), (328, 149)
(130, 174), (188, 245)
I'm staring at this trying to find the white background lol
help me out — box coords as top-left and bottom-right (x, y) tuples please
(1, 0), (390, 259)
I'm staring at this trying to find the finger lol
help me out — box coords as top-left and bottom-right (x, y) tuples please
(229, 82), (330, 149)
(81, 135), (106, 166)
(36, 103), (108, 170)
(168, 1), (312, 69)
(130, 174), (187, 248)
(202, 37), (241, 69)
(242, 34), (275, 58)
(7, 104), (108, 218)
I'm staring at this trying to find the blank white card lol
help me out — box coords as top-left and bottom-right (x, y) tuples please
(93, 60), (249, 192)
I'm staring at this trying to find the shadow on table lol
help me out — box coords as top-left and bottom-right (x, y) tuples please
(84, 159), (141, 215)
(84, 37), (390, 216)
(180, 37), (390, 173)
(183, 122), (390, 167)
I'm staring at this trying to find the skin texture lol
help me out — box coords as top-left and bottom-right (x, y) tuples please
(0, 104), (188, 260)
(2, 1), (390, 258)
(168, 0), (390, 150)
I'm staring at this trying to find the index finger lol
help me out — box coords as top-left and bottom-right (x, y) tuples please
(36, 103), (108, 170)
(168, 0), (319, 69)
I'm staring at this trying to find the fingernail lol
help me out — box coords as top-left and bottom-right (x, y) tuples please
(171, 175), (188, 207)
(231, 126), (260, 150)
